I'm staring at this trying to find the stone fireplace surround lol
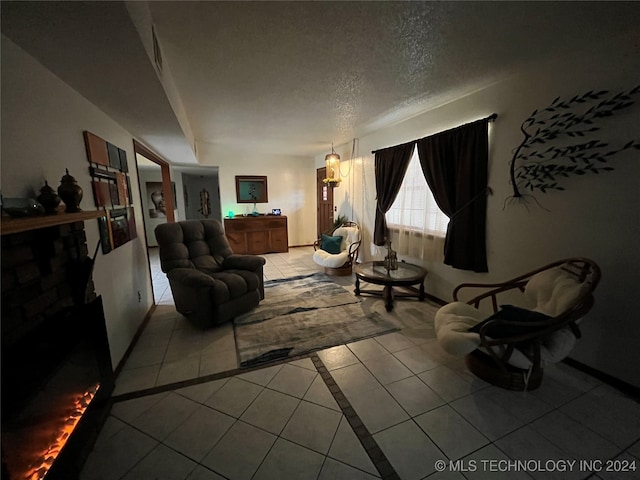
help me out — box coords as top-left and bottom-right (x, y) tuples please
(1, 214), (115, 480)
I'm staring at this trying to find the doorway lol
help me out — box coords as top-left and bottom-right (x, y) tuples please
(133, 140), (175, 305)
(133, 140), (174, 223)
(317, 167), (334, 237)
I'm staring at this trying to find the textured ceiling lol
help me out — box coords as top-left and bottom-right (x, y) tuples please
(3, 1), (640, 164)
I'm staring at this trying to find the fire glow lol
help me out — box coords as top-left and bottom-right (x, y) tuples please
(20, 384), (100, 480)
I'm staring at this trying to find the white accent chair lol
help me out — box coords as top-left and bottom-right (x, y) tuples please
(313, 222), (361, 276)
(435, 258), (601, 390)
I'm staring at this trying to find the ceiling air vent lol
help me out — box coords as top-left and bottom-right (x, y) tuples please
(152, 26), (163, 73)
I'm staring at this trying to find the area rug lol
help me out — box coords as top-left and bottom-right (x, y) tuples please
(233, 273), (399, 367)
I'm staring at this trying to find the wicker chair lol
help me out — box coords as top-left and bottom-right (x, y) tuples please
(312, 222), (361, 276)
(435, 258), (601, 390)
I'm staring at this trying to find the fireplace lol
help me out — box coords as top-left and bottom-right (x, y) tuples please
(1, 216), (115, 480)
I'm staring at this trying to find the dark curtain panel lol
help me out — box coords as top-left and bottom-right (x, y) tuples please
(373, 142), (415, 245)
(416, 119), (490, 272)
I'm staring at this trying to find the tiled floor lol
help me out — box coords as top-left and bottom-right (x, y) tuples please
(81, 247), (640, 480)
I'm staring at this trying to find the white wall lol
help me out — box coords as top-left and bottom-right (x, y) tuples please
(196, 144), (317, 247)
(1, 36), (153, 368)
(321, 30), (640, 386)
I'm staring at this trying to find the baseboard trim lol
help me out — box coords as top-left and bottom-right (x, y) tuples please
(113, 303), (157, 377)
(425, 293), (447, 306)
(563, 357), (640, 400)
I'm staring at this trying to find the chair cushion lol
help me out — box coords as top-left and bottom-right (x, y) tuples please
(193, 255), (223, 274)
(524, 266), (585, 316)
(321, 234), (343, 254)
(224, 269), (261, 293)
(313, 249), (350, 268)
(333, 226), (359, 250)
(435, 302), (484, 356)
(155, 220), (233, 272)
(468, 305), (552, 338)
(210, 271), (256, 300)
(437, 302), (577, 368)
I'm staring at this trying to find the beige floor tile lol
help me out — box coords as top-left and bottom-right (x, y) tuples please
(252, 437), (325, 480)
(240, 388), (300, 435)
(201, 421), (276, 480)
(374, 419), (445, 480)
(280, 401), (342, 454)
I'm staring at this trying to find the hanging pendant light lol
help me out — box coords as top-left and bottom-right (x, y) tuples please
(323, 143), (341, 188)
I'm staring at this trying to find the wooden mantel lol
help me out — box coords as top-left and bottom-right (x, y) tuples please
(1, 208), (105, 236)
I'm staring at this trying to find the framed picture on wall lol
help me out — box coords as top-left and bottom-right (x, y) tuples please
(146, 181), (176, 218)
(235, 176), (268, 203)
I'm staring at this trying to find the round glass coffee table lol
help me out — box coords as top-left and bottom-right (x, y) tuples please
(353, 261), (427, 311)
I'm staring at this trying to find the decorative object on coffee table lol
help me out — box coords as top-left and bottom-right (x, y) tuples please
(383, 239), (398, 271)
(57, 169), (83, 213)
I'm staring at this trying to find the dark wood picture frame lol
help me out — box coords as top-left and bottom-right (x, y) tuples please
(235, 176), (268, 203)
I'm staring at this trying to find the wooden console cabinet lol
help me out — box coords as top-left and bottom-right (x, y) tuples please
(224, 216), (288, 254)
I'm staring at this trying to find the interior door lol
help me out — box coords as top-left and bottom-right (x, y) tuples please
(317, 167), (334, 237)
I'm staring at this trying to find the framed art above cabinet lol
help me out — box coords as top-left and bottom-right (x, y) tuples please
(235, 176), (268, 203)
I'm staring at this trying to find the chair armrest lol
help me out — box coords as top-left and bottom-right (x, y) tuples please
(167, 268), (216, 287)
(347, 239), (361, 255)
(347, 239), (361, 261)
(223, 254), (266, 271)
(453, 281), (528, 311)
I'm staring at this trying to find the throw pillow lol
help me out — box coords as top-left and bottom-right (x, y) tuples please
(468, 305), (552, 338)
(321, 234), (343, 254)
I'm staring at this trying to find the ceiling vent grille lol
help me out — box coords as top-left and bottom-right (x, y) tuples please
(152, 26), (163, 73)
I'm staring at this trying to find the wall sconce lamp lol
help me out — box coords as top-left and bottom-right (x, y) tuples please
(323, 143), (341, 188)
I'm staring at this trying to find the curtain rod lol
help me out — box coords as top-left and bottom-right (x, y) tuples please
(371, 113), (498, 154)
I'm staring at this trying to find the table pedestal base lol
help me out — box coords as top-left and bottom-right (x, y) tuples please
(355, 277), (425, 311)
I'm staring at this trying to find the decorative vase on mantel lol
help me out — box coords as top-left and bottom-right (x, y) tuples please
(37, 180), (61, 214)
(57, 169), (83, 213)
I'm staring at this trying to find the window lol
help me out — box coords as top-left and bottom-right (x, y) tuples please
(386, 150), (449, 237)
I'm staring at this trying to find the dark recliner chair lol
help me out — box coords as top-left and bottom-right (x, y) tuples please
(154, 219), (266, 328)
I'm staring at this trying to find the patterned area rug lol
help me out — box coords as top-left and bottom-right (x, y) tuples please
(233, 273), (399, 367)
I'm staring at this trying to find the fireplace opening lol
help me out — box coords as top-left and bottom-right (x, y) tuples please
(1, 296), (114, 480)
(1, 222), (115, 479)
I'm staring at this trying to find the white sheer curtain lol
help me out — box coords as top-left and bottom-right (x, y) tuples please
(385, 149), (448, 261)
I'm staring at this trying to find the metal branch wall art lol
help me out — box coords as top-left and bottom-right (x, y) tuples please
(505, 86), (640, 209)
(198, 188), (211, 218)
